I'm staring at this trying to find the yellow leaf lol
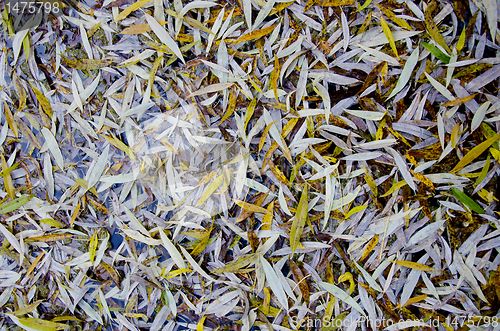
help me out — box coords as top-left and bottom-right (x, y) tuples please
(26, 233), (73, 243)
(363, 169), (378, 197)
(221, 87), (237, 124)
(425, 1), (452, 53)
(262, 287), (271, 315)
(12, 300), (44, 316)
(248, 75), (264, 94)
(303, 0), (317, 12)
(197, 316), (207, 331)
(89, 231), (98, 264)
(451, 123), (460, 148)
(196, 173), (224, 207)
(441, 93), (477, 107)
(17, 119), (41, 149)
(397, 294), (427, 308)
(262, 201), (274, 232)
(270, 1), (294, 15)
(183, 16), (214, 35)
(70, 200), (81, 228)
(213, 253), (258, 273)
(289, 260), (310, 305)
(100, 262), (121, 288)
(244, 97), (257, 131)
(490, 148), (500, 162)
(345, 205), (367, 219)
(395, 260), (434, 272)
(1, 154), (14, 199)
(451, 134), (500, 173)
(62, 57), (112, 71)
(259, 121), (278, 152)
(361, 235), (378, 260)
(376, 5), (413, 30)
(282, 117), (299, 139)
(268, 160), (290, 186)
(478, 189), (498, 203)
(380, 180), (407, 197)
(376, 117), (386, 140)
(124, 313), (148, 319)
(290, 185), (308, 253)
(316, 0), (354, 6)
(456, 26), (466, 52)
(17, 317), (69, 330)
(29, 83), (53, 118)
(380, 16), (399, 59)
(4, 101), (18, 137)
(231, 23), (279, 44)
(191, 222), (213, 256)
(100, 134), (136, 161)
(164, 268), (192, 279)
(114, 0), (152, 22)
(13, 75), (27, 110)
(441, 322), (455, 331)
(357, 0), (372, 11)
(25, 251), (45, 278)
(337, 272), (355, 294)
(234, 199), (271, 215)
(74, 179), (98, 196)
(411, 170), (435, 190)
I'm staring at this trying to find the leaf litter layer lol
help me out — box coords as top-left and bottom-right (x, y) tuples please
(0, 0), (500, 330)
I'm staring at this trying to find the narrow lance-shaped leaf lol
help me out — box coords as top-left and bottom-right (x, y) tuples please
(387, 46), (419, 99)
(450, 188), (485, 214)
(451, 134), (500, 173)
(424, 1), (451, 53)
(260, 256), (289, 310)
(290, 184), (308, 253)
(380, 16), (399, 59)
(319, 281), (367, 317)
(145, 13), (185, 63)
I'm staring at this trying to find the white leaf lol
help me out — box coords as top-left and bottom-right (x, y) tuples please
(145, 13), (185, 63)
(260, 256), (289, 310)
(407, 220), (445, 246)
(387, 46), (419, 99)
(188, 83), (234, 97)
(87, 144), (109, 189)
(424, 72), (455, 101)
(43, 153), (54, 201)
(341, 10), (349, 51)
(295, 57), (308, 109)
(344, 109), (385, 121)
(41, 127), (65, 171)
(387, 147), (416, 192)
(0, 223), (21, 255)
(11, 29), (28, 66)
(179, 1), (217, 16)
(482, 0), (498, 40)
(159, 229), (186, 270)
(471, 101), (490, 133)
(253, 0), (276, 30)
(319, 282), (366, 317)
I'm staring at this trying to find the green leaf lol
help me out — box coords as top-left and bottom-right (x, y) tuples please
(451, 188), (485, 214)
(421, 41), (450, 63)
(0, 195), (34, 214)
